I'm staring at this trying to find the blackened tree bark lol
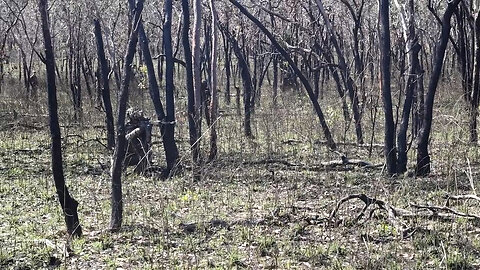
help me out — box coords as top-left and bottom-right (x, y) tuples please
(181, 0), (199, 167)
(162, 0), (180, 176)
(208, 0), (219, 161)
(228, 0), (336, 150)
(135, 6), (180, 176)
(38, 0), (82, 237)
(315, 0), (364, 145)
(138, 23), (166, 122)
(221, 25), (254, 138)
(379, 0), (397, 176)
(221, 21), (232, 105)
(416, 0), (461, 176)
(110, 0), (144, 231)
(94, 19), (115, 149)
(192, 0), (203, 161)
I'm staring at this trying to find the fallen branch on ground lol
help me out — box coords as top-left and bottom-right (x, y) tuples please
(445, 194), (480, 206)
(410, 203), (480, 220)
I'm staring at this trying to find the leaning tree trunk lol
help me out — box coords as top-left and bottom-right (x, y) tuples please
(135, 7), (179, 177)
(208, 0), (219, 161)
(315, 0), (364, 145)
(228, 0), (336, 150)
(110, 0), (144, 231)
(378, 0), (397, 176)
(38, 0), (82, 237)
(94, 19), (115, 149)
(416, 0), (461, 176)
(222, 25), (232, 105)
(221, 26), (254, 138)
(162, 0), (180, 176)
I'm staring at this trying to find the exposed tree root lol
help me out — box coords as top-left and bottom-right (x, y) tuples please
(329, 194), (411, 236)
(329, 193), (480, 239)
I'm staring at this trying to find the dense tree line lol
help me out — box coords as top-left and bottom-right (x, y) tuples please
(1, 0), (478, 234)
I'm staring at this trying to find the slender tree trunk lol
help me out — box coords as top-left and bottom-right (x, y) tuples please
(470, 10), (480, 143)
(416, 0), (461, 176)
(395, 0), (421, 174)
(315, 0), (363, 145)
(136, 15), (175, 171)
(379, 0), (397, 176)
(208, 0), (219, 161)
(181, 0), (199, 171)
(228, 0), (336, 150)
(110, 0), (144, 231)
(94, 19), (115, 149)
(192, 0), (203, 162)
(222, 26), (254, 138)
(272, 54), (278, 107)
(38, 0), (82, 237)
(222, 28), (232, 105)
(163, 0), (180, 176)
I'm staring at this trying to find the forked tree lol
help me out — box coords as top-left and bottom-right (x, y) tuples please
(416, 0), (461, 176)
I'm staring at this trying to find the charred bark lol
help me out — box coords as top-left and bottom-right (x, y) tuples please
(110, 0), (144, 231)
(162, 0), (180, 176)
(94, 19), (115, 149)
(38, 0), (82, 237)
(379, 0), (397, 176)
(416, 0), (461, 176)
(228, 0), (336, 150)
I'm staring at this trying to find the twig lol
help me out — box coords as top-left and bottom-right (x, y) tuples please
(410, 204), (480, 220)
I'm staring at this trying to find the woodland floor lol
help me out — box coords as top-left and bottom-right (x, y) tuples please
(2, 79), (480, 269)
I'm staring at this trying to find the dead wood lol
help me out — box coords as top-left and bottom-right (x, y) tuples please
(329, 194), (411, 224)
(330, 193), (480, 239)
(410, 203), (480, 220)
(445, 194), (480, 205)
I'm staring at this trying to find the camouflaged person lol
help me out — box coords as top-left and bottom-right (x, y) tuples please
(125, 108), (152, 174)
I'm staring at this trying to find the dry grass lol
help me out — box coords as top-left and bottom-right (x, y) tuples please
(1, 77), (480, 269)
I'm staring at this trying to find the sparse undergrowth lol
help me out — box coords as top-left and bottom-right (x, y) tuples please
(1, 83), (480, 269)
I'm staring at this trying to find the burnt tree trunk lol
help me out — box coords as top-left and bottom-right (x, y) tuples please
(38, 0), (82, 237)
(416, 0), (461, 176)
(181, 0), (199, 169)
(110, 0), (144, 231)
(315, 0), (364, 145)
(94, 19), (115, 149)
(379, 0), (397, 176)
(222, 25), (232, 105)
(228, 0), (336, 150)
(208, 0), (219, 161)
(221, 25), (254, 138)
(162, 0), (180, 176)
